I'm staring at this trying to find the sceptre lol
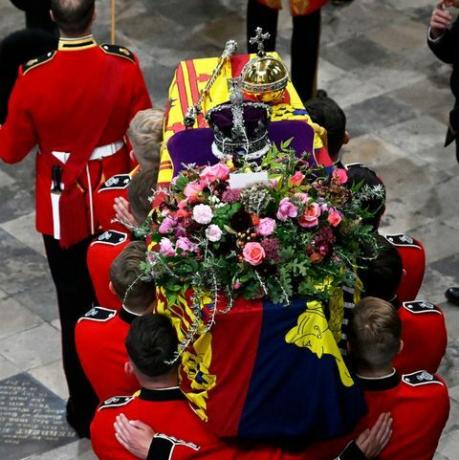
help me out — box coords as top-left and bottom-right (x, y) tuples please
(184, 40), (238, 128)
(111, 0), (116, 44)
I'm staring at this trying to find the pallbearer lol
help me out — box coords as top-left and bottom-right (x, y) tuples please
(0, 0), (151, 437)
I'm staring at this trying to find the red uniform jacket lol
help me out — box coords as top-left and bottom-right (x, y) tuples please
(0, 35), (151, 245)
(256, 0), (328, 16)
(94, 171), (133, 233)
(307, 370), (449, 460)
(75, 305), (139, 402)
(385, 233), (426, 303)
(394, 300), (447, 375)
(91, 387), (232, 460)
(90, 387), (315, 460)
(86, 230), (130, 309)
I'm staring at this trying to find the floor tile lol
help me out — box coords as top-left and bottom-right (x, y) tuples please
(29, 361), (68, 401)
(0, 294), (43, 341)
(0, 324), (61, 371)
(0, 212), (45, 257)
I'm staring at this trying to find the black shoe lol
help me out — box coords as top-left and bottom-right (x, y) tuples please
(445, 287), (459, 305)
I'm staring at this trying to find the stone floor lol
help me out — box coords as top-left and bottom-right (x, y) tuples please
(0, 0), (458, 458)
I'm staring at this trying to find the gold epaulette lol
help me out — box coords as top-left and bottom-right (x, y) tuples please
(23, 51), (56, 75)
(100, 43), (135, 63)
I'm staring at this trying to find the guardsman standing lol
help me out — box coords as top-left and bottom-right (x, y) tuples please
(0, 0), (152, 437)
(247, 0), (329, 102)
(76, 241), (156, 402)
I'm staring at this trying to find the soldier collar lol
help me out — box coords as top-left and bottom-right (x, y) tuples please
(120, 305), (141, 324)
(139, 386), (184, 402)
(58, 34), (97, 51)
(356, 369), (401, 392)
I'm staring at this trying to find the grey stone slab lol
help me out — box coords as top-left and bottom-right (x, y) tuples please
(0, 212), (45, 257)
(406, 221), (458, 264)
(0, 183), (35, 226)
(321, 0), (398, 46)
(29, 361), (68, 401)
(438, 429), (459, 460)
(345, 94), (418, 137)
(0, 169), (15, 188)
(0, 228), (51, 299)
(419, 266), (458, 306)
(321, 35), (393, 71)
(392, 78), (453, 115)
(431, 253), (459, 285)
(0, 373), (76, 460)
(150, 0), (234, 28)
(0, 323), (61, 371)
(368, 19), (428, 54)
(375, 115), (450, 158)
(24, 439), (96, 460)
(0, 355), (20, 381)
(0, 294), (42, 341)
(322, 70), (385, 110)
(0, 154), (36, 187)
(13, 281), (58, 325)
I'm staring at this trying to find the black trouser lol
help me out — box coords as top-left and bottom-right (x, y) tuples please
(43, 234), (98, 437)
(247, 0), (322, 102)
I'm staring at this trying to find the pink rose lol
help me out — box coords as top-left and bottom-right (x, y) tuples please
(184, 181), (204, 198)
(327, 209), (343, 227)
(290, 171), (305, 186)
(159, 238), (175, 256)
(205, 224), (222, 242)
(176, 237), (196, 254)
(276, 198), (298, 221)
(299, 203), (321, 228)
(332, 168), (348, 185)
(256, 218), (276, 237)
(242, 242), (266, 266)
(178, 199), (188, 209)
(192, 204), (213, 224)
(200, 163), (229, 184)
(158, 216), (176, 234)
(210, 163), (230, 180)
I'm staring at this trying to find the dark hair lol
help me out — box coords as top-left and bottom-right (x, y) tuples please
(110, 241), (156, 313)
(358, 234), (403, 301)
(0, 29), (57, 123)
(304, 92), (346, 162)
(347, 164), (386, 230)
(349, 297), (401, 371)
(125, 314), (178, 378)
(50, 0), (95, 35)
(128, 169), (157, 225)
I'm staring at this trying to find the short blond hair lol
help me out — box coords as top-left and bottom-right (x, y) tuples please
(128, 108), (164, 171)
(349, 297), (401, 371)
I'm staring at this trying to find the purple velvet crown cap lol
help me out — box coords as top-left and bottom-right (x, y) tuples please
(167, 120), (315, 176)
(207, 103), (270, 138)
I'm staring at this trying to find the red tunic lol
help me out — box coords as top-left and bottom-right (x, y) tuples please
(90, 387), (310, 460)
(75, 306), (139, 402)
(385, 233), (426, 303)
(94, 164), (140, 232)
(0, 36), (151, 245)
(86, 230), (130, 309)
(305, 370), (449, 460)
(256, 0), (328, 15)
(394, 301), (447, 375)
(91, 387), (233, 460)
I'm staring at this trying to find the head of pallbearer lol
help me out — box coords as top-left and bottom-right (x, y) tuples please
(50, 0), (95, 37)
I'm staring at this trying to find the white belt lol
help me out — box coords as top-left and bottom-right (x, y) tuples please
(51, 140), (124, 164)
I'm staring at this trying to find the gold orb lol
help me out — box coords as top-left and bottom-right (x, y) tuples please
(241, 55), (289, 104)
